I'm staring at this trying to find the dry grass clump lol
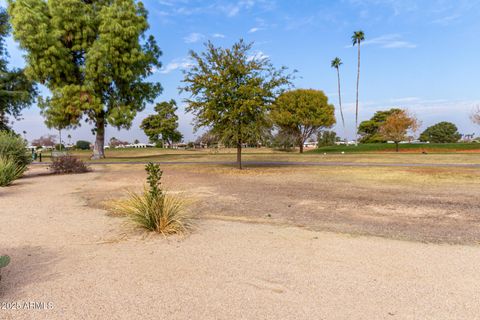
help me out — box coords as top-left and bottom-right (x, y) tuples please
(49, 155), (90, 174)
(111, 163), (191, 235)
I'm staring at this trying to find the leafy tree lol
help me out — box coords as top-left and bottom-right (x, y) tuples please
(109, 137), (129, 148)
(195, 130), (220, 147)
(419, 122), (461, 143)
(141, 100), (183, 147)
(379, 109), (419, 152)
(271, 89), (335, 153)
(180, 40), (291, 169)
(31, 134), (56, 147)
(8, 0), (162, 159)
(358, 108), (402, 143)
(270, 129), (296, 151)
(331, 57), (344, 132)
(471, 106), (480, 126)
(352, 30), (365, 145)
(317, 130), (338, 147)
(75, 140), (90, 150)
(0, 8), (37, 131)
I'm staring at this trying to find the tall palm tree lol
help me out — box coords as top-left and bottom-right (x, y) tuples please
(331, 57), (345, 138)
(352, 30), (365, 145)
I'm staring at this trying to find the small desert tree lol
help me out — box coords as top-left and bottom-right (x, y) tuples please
(141, 100), (183, 147)
(181, 40), (291, 169)
(271, 89), (335, 153)
(379, 109), (419, 152)
(8, 0), (162, 159)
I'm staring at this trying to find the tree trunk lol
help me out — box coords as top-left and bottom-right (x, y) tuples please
(299, 139), (304, 153)
(92, 116), (105, 159)
(236, 139), (242, 169)
(395, 142), (399, 152)
(355, 42), (361, 146)
(337, 68), (345, 132)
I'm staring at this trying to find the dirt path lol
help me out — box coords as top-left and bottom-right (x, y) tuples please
(1, 168), (480, 319)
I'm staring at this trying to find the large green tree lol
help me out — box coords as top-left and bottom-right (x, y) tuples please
(0, 8), (37, 131)
(271, 89), (335, 153)
(8, 0), (162, 158)
(419, 122), (461, 143)
(141, 99), (183, 147)
(181, 40), (291, 169)
(352, 30), (365, 145)
(358, 108), (402, 143)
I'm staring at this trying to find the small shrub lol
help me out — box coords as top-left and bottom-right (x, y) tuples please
(49, 155), (90, 174)
(0, 255), (10, 281)
(112, 163), (190, 235)
(0, 131), (31, 167)
(0, 156), (26, 186)
(75, 140), (91, 150)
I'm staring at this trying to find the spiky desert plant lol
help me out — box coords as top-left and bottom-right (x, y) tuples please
(0, 156), (26, 186)
(112, 163), (190, 235)
(0, 131), (31, 168)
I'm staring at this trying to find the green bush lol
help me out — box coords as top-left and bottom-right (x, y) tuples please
(0, 156), (26, 186)
(111, 163), (191, 235)
(0, 255), (10, 281)
(0, 131), (31, 167)
(75, 140), (91, 150)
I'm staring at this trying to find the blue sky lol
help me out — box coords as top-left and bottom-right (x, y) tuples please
(3, 0), (480, 143)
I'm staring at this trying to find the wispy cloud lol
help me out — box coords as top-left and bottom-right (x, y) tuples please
(432, 14), (461, 25)
(247, 50), (269, 61)
(159, 58), (194, 74)
(183, 32), (205, 44)
(212, 33), (226, 38)
(248, 27), (262, 33)
(359, 34), (416, 49)
(156, 0), (276, 18)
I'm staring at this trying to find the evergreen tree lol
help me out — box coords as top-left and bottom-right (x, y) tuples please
(0, 8), (37, 131)
(8, 0), (162, 158)
(141, 100), (183, 147)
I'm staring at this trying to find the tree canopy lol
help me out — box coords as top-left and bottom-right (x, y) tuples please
(141, 99), (183, 147)
(379, 109), (419, 152)
(419, 122), (461, 143)
(0, 7), (37, 131)
(180, 39), (292, 169)
(271, 89), (335, 153)
(8, 0), (162, 158)
(358, 108), (402, 143)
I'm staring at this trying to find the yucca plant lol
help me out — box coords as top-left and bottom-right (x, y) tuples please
(112, 163), (190, 235)
(0, 156), (26, 186)
(0, 131), (31, 168)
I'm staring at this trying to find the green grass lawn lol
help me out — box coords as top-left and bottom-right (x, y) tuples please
(34, 146), (480, 165)
(311, 143), (480, 153)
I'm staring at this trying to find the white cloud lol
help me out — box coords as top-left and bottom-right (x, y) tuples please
(247, 50), (269, 61)
(183, 32), (205, 44)
(248, 27), (262, 33)
(358, 34), (416, 49)
(212, 33), (226, 38)
(159, 58), (194, 74)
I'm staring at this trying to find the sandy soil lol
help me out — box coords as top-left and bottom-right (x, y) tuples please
(84, 164), (480, 244)
(1, 166), (480, 319)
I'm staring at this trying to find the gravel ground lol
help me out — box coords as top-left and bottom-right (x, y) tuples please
(1, 167), (480, 319)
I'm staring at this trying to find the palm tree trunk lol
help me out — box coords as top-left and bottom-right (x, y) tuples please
(336, 68), (345, 138)
(355, 42), (361, 146)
